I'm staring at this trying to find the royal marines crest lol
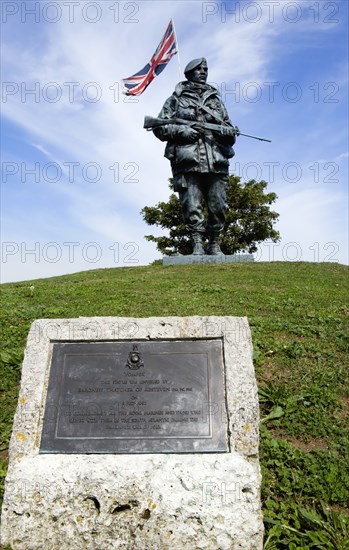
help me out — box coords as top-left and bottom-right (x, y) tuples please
(125, 344), (144, 370)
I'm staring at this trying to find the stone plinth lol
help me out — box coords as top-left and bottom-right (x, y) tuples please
(163, 254), (254, 266)
(1, 316), (263, 549)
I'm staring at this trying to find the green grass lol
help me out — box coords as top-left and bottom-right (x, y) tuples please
(1, 262), (348, 548)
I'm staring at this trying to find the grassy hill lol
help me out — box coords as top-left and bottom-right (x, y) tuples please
(1, 262), (348, 548)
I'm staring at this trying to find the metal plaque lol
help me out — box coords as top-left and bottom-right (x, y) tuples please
(40, 340), (228, 454)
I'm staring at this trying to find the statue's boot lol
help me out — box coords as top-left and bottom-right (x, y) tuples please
(192, 233), (204, 255)
(206, 231), (223, 255)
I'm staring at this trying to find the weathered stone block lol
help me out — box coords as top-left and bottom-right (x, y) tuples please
(1, 316), (263, 549)
(163, 254), (255, 266)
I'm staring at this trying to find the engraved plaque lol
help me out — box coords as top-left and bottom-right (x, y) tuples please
(40, 340), (228, 453)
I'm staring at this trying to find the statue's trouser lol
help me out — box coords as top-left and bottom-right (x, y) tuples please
(178, 173), (228, 253)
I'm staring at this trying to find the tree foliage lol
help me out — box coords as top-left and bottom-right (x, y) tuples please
(141, 175), (281, 256)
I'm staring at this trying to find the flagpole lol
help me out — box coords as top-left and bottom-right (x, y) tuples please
(171, 18), (182, 79)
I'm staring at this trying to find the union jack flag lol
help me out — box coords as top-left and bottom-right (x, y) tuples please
(122, 19), (178, 96)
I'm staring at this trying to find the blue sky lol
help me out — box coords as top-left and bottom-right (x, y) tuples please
(1, 0), (348, 282)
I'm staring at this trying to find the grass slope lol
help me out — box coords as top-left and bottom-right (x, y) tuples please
(1, 262), (348, 548)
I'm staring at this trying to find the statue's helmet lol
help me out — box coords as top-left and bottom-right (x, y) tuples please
(184, 58), (207, 79)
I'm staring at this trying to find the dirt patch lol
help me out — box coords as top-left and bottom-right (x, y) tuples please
(330, 503), (349, 515)
(285, 435), (329, 452)
(339, 396), (349, 419)
(269, 428), (329, 452)
(258, 363), (293, 381)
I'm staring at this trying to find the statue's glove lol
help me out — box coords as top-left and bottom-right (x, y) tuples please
(175, 126), (200, 143)
(220, 125), (239, 136)
(220, 125), (234, 136)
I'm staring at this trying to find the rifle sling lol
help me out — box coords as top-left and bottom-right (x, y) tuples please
(188, 100), (230, 127)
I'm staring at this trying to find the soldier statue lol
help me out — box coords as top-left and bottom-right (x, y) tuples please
(148, 58), (239, 255)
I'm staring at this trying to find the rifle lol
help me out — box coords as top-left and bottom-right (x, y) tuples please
(144, 115), (271, 143)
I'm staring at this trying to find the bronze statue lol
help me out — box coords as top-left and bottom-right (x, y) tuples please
(145, 58), (238, 255)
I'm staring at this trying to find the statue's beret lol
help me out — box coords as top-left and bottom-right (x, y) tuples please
(184, 58), (207, 76)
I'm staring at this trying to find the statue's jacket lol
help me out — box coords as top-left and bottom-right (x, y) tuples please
(154, 81), (236, 190)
